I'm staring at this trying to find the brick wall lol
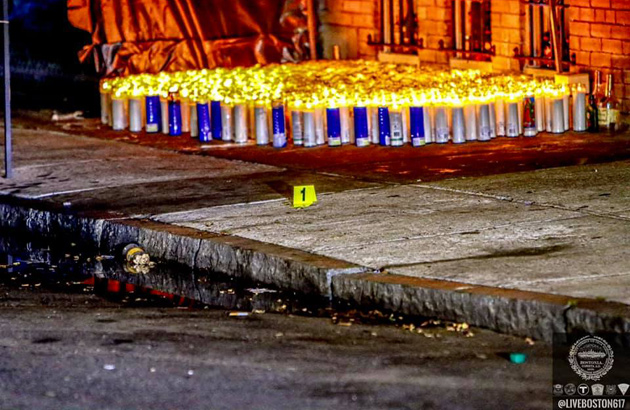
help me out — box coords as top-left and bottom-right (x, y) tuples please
(568, 0), (630, 111)
(318, 0), (379, 59)
(318, 0), (630, 111)
(491, 0), (525, 71)
(415, 0), (451, 65)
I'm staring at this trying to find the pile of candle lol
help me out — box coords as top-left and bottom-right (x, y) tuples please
(100, 60), (587, 148)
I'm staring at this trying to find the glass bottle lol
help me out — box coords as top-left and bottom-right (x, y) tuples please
(604, 74), (620, 131)
(596, 71), (609, 130)
(586, 92), (599, 132)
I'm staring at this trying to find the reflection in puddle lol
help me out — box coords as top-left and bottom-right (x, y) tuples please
(0, 231), (476, 336)
(0, 232), (325, 314)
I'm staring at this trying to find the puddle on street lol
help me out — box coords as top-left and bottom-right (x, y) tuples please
(0, 231), (477, 337)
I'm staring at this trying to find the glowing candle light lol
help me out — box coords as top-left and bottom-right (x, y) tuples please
(423, 106), (433, 144)
(128, 98), (143, 133)
(314, 107), (325, 145)
(573, 88), (587, 132)
(339, 107), (351, 145)
(181, 100), (191, 134)
(234, 104), (248, 144)
(326, 107), (342, 147)
(112, 98), (127, 131)
(161, 98), (169, 135)
(291, 110), (303, 146)
(190, 103), (199, 138)
(506, 101), (520, 137)
(145, 96), (161, 133)
(197, 102), (212, 142)
(552, 97), (565, 134)
(523, 96), (537, 137)
(451, 106), (466, 144)
(488, 102), (496, 139)
(100, 92), (111, 125)
(211, 101), (223, 140)
(464, 104), (477, 141)
(168, 94), (182, 136)
(545, 96), (553, 133)
(255, 106), (269, 145)
(378, 107), (391, 146)
(303, 109), (316, 147)
(563, 93), (570, 131)
(370, 107), (380, 145)
(409, 106), (425, 147)
(535, 94), (545, 133)
(221, 104), (234, 142)
(495, 99), (506, 137)
(477, 104), (493, 141)
(272, 104), (287, 148)
(434, 106), (450, 144)
(389, 108), (404, 147)
(354, 106), (370, 147)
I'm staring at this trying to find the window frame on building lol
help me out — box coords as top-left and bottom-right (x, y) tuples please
(451, 0), (494, 61)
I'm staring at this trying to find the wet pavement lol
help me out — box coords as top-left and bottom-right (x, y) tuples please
(0, 232), (551, 410)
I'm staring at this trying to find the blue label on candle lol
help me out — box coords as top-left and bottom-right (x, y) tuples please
(197, 103), (211, 142)
(272, 105), (286, 148)
(409, 106), (425, 147)
(326, 108), (341, 147)
(353, 107), (369, 147)
(378, 107), (391, 146)
(145, 96), (161, 133)
(168, 101), (182, 136)
(210, 101), (222, 140)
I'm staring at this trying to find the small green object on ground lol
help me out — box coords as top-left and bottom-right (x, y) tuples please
(510, 353), (527, 364)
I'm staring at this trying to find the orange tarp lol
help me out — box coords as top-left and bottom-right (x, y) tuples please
(68, 0), (305, 77)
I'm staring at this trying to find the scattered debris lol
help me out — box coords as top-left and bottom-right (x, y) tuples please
(122, 243), (150, 267)
(150, 367), (156, 373)
(525, 337), (535, 346)
(509, 353), (527, 364)
(246, 288), (278, 295)
(51, 111), (84, 121)
(228, 311), (250, 317)
(187, 370), (194, 376)
(275, 332), (284, 338)
(103, 364), (116, 371)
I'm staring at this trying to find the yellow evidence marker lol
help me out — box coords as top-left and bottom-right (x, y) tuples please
(293, 185), (317, 208)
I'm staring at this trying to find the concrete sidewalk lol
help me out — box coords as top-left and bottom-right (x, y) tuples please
(2, 119), (630, 340)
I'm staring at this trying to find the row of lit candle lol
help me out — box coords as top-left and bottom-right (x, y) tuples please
(100, 61), (587, 147)
(101, 90), (587, 148)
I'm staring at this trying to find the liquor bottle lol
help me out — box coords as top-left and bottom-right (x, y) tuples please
(596, 71), (609, 130)
(586, 93), (599, 132)
(604, 74), (620, 131)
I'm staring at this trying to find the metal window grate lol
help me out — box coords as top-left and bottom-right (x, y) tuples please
(452, 0), (493, 61)
(517, 0), (573, 72)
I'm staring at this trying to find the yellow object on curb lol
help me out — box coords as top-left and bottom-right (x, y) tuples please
(293, 185), (317, 208)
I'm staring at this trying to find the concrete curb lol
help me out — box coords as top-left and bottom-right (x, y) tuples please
(2, 199), (630, 342)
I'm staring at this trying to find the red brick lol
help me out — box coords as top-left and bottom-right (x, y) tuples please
(618, 10), (630, 24)
(581, 37), (603, 51)
(591, 23), (612, 37)
(575, 50), (591, 66)
(602, 39), (623, 53)
(571, 21), (590, 34)
(579, 7), (596, 21)
(611, 25), (630, 39)
(591, 0), (610, 7)
(612, 54), (630, 69)
(591, 52), (612, 67)
(569, 0), (591, 6)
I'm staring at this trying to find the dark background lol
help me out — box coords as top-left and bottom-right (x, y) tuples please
(7, 0), (99, 114)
